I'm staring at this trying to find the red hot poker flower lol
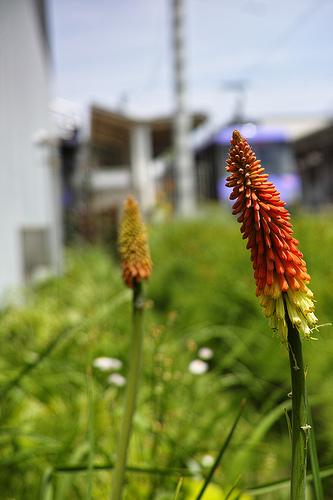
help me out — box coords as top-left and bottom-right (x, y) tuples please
(118, 196), (152, 288)
(226, 130), (317, 343)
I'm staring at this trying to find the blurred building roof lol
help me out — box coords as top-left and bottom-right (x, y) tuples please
(195, 115), (333, 154)
(213, 123), (289, 145)
(90, 105), (206, 159)
(260, 115), (332, 141)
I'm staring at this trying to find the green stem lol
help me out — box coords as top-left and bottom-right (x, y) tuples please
(110, 281), (145, 500)
(288, 321), (308, 500)
(307, 392), (324, 500)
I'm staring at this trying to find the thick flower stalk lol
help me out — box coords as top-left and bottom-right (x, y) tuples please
(226, 130), (317, 344)
(111, 195), (152, 500)
(118, 195), (152, 288)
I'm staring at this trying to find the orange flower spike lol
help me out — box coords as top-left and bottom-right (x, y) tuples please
(118, 195), (152, 288)
(226, 130), (318, 343)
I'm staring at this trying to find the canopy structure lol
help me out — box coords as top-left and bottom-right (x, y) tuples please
(87, 105), (206, 215)
(90, 105), (206, 164)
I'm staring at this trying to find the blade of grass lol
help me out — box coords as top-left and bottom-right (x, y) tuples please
(233, 398), (291, 472)
(245, 476), (290, 496)
(0, 445), (60, 467)
(284, 407), (292, 444)
(0, 289), (131, 400)
(40, 467), (54, 500)
(54, 442), (90, 500)
(224, 474), (241, 500)
(55, 462), (197, 476)
(86, 366), (94, 500)
(245, 464), (333, 496)
(173, 477), (183, 500)
(0, 324), (73, 400)
(307, 395), (324, 500)
(194, 398), (246, 500)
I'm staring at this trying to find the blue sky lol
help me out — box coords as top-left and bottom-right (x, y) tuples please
(47, 0), (333, 133)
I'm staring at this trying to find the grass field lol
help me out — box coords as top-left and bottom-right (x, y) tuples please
(1, 205), (333, 499)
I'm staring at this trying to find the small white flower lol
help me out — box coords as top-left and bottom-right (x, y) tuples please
(188, 359), (209, 375)
(186, 458), (201, 474)
(108, 373), (126, 387)
(25, 351), (39, 364)
(198, 347), (214, 360)
(201, 454), (215, 468)
(93, 357), (123, 371)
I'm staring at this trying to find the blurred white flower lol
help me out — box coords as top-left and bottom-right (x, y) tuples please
(186, 458), (201, 475)
(188, 359), (209, 375)
(201, 454), (215, 467)
(93, 357), (123, 371)
(25, 351), (39, 364)
(198, 347), (214, 360)
(107, 373), (126, 387)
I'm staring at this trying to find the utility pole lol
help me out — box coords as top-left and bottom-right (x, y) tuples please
(172, 0), (196, 216)
(221, 80), (248, 124)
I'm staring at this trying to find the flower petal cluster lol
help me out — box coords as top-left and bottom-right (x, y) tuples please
(93, 357), (123, 371)
(226, 130), (317, 343)
(118, 195), (152, 288)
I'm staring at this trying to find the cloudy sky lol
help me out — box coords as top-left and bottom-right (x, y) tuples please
(47, 0), (333, 133)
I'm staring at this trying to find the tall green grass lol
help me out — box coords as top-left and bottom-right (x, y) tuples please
(0, 206), (333, 498)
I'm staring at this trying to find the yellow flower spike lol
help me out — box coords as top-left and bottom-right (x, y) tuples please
(118, 195), (152, 288)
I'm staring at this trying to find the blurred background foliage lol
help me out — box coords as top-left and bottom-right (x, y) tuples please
(0, 205), (333, 499)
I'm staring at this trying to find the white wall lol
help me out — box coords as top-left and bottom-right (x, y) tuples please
(0, 0), (61, 300)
